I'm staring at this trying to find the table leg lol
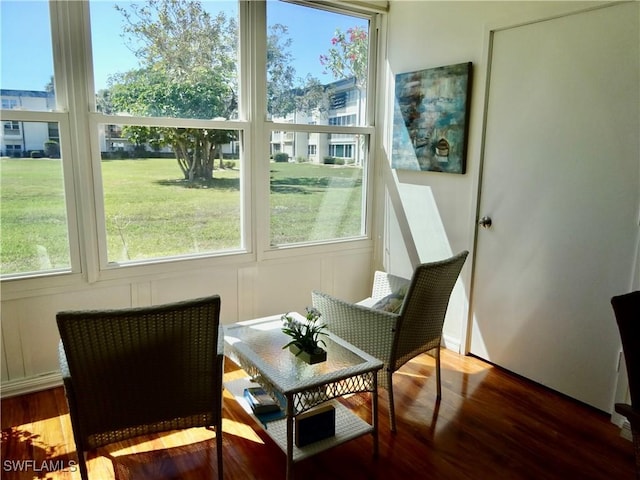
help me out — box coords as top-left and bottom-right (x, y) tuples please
(372, 373), (379, 457)
(286, 393), (294, 480)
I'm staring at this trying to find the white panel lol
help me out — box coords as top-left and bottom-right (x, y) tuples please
(1, 343), (8, 383)
(252, 259), (324, 318)
(247, 252), (373, 320)
(152, 267), (240, 323)
(1, 301), (23, 380)
(17, 285), (132, 377)
(320, 252), (374, 302)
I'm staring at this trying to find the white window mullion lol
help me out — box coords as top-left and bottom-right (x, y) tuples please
(248, 0), (271, 260)
(52, 0), (102, 282)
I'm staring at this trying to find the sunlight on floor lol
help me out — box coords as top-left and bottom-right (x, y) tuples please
(222, 419), (264, 444)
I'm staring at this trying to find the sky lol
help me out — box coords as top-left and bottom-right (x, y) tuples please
(0, 0), (367, 93)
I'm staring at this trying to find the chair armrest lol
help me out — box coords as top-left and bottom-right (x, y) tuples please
(312, 290), (398, 364)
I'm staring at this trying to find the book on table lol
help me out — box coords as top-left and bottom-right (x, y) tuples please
(243, 387), (281, 415)
(295, 403), (336, 447)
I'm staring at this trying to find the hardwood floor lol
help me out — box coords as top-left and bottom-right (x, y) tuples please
(1, 349), (635, 479)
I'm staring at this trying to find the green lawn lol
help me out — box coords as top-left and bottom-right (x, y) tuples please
(269, 161), (363, 244)
(1, 158), (71, 273)
(1, 157), (363, 274)
(100, 157), (242, 262)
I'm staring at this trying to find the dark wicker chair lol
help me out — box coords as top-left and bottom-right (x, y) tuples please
(312, 251), (468, 432)
(612, 290), (640, 479)
(56, 295), (224, 480)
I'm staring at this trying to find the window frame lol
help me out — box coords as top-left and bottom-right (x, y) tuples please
(1, 0), (381, 284)
(0, 109), (82, 280)
(261, 1), (378, 253)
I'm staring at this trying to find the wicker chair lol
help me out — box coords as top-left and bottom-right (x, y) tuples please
(56, 295), (224, 480)
(312, 251), (468, 432)
(612, 290), (640, 479)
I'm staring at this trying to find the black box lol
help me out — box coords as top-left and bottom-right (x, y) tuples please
(294, 403), (336, 447)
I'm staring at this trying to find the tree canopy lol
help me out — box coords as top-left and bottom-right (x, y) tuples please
(320, 26), (368, 87)
(104, 0), (367, 180)
(108, 0), (237, 180)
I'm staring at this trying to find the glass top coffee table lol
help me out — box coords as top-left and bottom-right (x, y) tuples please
(224, 312), (383, 480)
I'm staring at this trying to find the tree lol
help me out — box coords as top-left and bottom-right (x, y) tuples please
(109, 0), (237, 181)
(319, 26), (369, 166)
(95, 88), (114, 115)
(267, 25), (330, 121)
(267, 24), (296, 118)
(45, 76), (55, 94)
(319, 26), (368, 87)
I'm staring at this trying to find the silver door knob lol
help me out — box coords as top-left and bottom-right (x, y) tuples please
(478, 216), (492, 228)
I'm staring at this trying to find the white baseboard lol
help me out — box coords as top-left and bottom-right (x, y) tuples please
(442, 334), (461, 353)
(1, 372), (63, 399)
(621, 420), (633, 442)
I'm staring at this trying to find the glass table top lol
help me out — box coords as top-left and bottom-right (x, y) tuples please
(224, 313), (382, 393)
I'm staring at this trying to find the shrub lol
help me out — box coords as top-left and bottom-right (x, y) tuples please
(30, 150), (44, 158)
(44, 140), (60, 158)
(323, 156), (335, 165)
(335, 157), (345, 165)
(273, 152), (289, 163)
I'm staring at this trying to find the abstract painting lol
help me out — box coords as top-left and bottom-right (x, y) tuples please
(392, 62), (472, 174)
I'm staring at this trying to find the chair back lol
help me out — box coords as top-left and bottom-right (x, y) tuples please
(612, 291), (640, 407)
(57, 295), (222, 449)
(391, 251), (468, 371)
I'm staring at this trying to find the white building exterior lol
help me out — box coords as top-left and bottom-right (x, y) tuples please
(3, 77), (364, 161)
(270, 77), (366, 165)
(1, 90), (58, 157)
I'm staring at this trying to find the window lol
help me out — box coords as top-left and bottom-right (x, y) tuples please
(1, 120), (71, 274)
(90, 1), (243, 266)
(329, 115), (357, 126)
(48, 122), (59, 141)
(0, 1), (74, 278)
(4, 121), (20, 132)
(267, 1), (372, 246)
(329, 144), (354, 159)
(4, 144), (21, 155)
(2, 99), (17, 109)
(1, 0), (379, 280)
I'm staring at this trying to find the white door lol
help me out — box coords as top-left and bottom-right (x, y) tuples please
(470, 3), (639, 411)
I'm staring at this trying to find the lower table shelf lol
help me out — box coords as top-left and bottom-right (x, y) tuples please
(225, 377), (374, 462)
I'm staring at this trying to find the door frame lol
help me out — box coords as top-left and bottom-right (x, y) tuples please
(463, 3), (638, 422)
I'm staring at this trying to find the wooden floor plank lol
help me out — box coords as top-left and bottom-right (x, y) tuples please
(1, 349), (635, 479)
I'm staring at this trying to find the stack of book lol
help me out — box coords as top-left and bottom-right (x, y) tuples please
(243, 387), (281, 415)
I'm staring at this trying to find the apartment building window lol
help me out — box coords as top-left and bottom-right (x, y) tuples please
(329, 114), (357, 126)
(4, 121), (19, 132)
(5, 144), (21, 155)
(47, 122), (59, 141)
(329, 144), (354, 159)
(2, 99), (17, 109)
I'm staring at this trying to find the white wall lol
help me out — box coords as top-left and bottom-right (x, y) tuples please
(380, 0), (620, 353)
(3, 0), (635, 401)
(0, 247), (374, 397)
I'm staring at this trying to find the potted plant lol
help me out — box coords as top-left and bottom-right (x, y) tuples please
(281, 307), (328, 364)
